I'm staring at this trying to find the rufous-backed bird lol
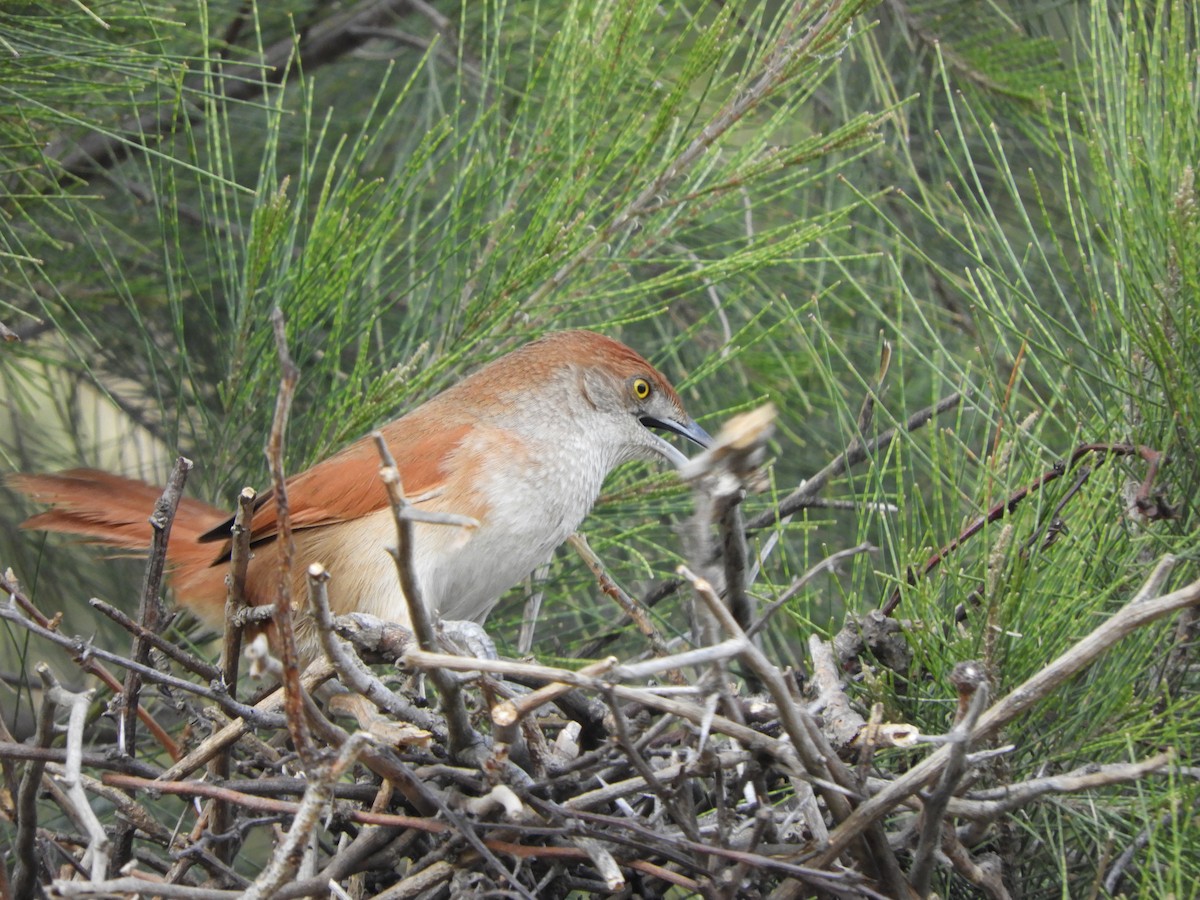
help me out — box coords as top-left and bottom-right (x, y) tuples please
(9, 331), (710, 659)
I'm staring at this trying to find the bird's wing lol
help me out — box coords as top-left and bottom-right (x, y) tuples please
(200, 420), (473, 550)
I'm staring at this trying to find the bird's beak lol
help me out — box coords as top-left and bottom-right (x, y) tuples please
(640, 415), (713, 470)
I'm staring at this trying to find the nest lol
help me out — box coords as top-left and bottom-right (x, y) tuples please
(3, 402), (1188, 899)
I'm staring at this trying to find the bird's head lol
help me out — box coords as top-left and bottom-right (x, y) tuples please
(551, 331), (712, 469)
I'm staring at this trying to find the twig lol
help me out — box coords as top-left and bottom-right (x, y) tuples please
(0, 570), (182, 754)
(221, 486), (257, 696)
(940, 834), (1010, 900)
(118, 455), (192, 757)
(51, 764), (182, 851)
(959, 751), (1176, 821)
(570, 836), (625, 892)
(50, 879), (243, 899)
(818, 558), (1200, 865)
(807, 635), (867, 752)
(373, 433), (485, 763)
(0, 742), (161, 778)
(910, 662), (988, 895)
(517, 563), (549, 656)
(568, 533), (679, 669)
(371, 861), (454, 899)
(491, 657), (617, 728)
(307, 563), (440, 731)
(266, 307), (315, 765)
(90, 597), (220, 682)
(1102, 778), (1195, 894)
(747, 391), (964, 531)
(747, 543), (875, 640)
(243, 732), (377, 900)
(209, 485), (256, 864)
(40, 670), (111, 881)
(681, 405), (775, 636)
(0, 601), (290, 728)
(156, 661), (334, 782)
(13, 664), (56, 900)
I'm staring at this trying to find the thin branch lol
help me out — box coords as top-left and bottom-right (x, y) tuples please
(491, 657), (617, 729)
(118, 455), (192, 755)
(42, 670), (110, 881)
(12, 665), (56, 900)
(747, 391), (964, 531)
(90, 596), (220, 682)
(307, 563), (441, 732)
(910, 662), (988, 894)
(221, 486), (257, 696)
(156, 662), (334, 783)
(819, 559), (1200, 865)
(568, 533), (679, 669)
(403, 648), (802, 767)
(208, 485), (256, 863)
(372, 433), (484, 763)
(0, 599), (289, 728)
(266, 307), (315, 764)
(746, 543), (875, 640)
(0, 742), (161, 778)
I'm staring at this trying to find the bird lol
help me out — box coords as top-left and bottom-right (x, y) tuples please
(9, 330), (710, 660)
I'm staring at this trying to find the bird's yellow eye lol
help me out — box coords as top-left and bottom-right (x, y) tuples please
(631, 377), (652, 400)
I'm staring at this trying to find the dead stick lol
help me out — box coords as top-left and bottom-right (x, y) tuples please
(118, 456), (192, 754)
(90, 597), (219, 681)
(12, 665), (57, 900)
(210, 485), (255, 864)
(819, 558), (1200, 864)
(221, 486), (257, 695)
(156, 661), (334, 783)
(910, 662), (988, 894)
(266, 307), (315, 764)
(747, 392), (964, 531)
(373, 434), (484, 763)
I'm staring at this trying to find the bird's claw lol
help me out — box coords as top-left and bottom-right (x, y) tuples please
(437, 619), (499, 660)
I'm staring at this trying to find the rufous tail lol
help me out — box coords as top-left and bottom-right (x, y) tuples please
(8, 469), (232, 627)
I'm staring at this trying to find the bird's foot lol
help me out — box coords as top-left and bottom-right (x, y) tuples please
(436, 619), (499, 660)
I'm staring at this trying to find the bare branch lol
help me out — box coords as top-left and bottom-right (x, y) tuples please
(373, 434), (485, 763)
(265, 307), (315, 764)
(820, 562), (1200, 865)
(118, 456), (192, 756)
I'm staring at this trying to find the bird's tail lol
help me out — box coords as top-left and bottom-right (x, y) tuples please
(8, 469), (232, 626)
